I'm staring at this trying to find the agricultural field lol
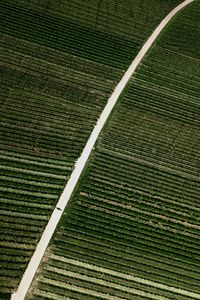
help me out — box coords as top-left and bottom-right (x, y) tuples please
(6, 0), (182, 41)
(25, 1), (200, 300)
(0, 0), (185, 299)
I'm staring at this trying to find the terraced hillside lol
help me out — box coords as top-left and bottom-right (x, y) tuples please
(25, 1), (200, 300)
(0, 1), (184, 299)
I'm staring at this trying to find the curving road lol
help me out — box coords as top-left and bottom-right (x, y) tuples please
(11, 1), (195, 299)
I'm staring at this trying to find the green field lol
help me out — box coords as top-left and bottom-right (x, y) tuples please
(0, 0), (197, 299)
(5, 0), (182, 40)
(24, 1), (200, 300)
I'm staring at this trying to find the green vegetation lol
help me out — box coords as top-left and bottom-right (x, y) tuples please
(26, 1), (200, 300)
(0, 2), (122, 297)
(6, 0), (182, 40)
(0, 0), (191, 299)
(0, 2), (140, 69)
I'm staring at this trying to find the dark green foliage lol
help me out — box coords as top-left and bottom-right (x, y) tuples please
(159, 1), (200, 58)
(26, 1), (200, 299)
(1, 1), (196, 299)
(0, 3), (139, 69)
(0, 2), (121, 296)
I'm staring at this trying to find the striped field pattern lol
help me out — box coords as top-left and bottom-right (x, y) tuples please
(0, 1), (186, 299)
(25, 1), (200, 300)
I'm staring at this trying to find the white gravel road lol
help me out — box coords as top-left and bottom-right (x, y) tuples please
(11, 1), (195, 299)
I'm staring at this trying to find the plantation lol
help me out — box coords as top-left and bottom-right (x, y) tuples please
(0, 0), (198, 299)
(0, 2), (124, 297)
(23, 1), (200, 300)
(5, 0), (182, 40)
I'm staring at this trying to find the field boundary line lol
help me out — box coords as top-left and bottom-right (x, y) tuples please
(11, 1), (194, 299)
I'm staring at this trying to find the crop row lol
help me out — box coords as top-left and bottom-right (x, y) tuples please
(78, 176), (200, 239)
(1, 33), (123, 82)
(0, 150), (71, 171)
(0, 201), (49, 298)
(82, 179), (200, 226)
(9, 0), (182, 43)
(34, 269), (186, 300)
(94, 149), (199, 185)
(2, 1), (199, 299)
(45, 215), (200, 290)
(71, 205), (200, 259)
(85, 163), (200, 214)
(93, 150), (200, 207)
(1, 66), (108, 108)
(0, 2), (127, 296)
(77, 185), (200, 244)
(128, 39), (200, 122)
(42, 253), (192, 300)
(101, 123), (200, 179)
(29, 145), (200, 298)
(158, 1), (200, 58)
(0, 50), (115, 94)
(31, 254), (195, 300)
(0, 3), (139, 69)
(31, 224), (199, 300)
(53, 227), (200, 285)
(0, 143), (64, 299)
(26, 1), (200, 299)
(123, 84), (200, 126)
(1, 58), (106, 166)
(59, 214), (200, 272)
